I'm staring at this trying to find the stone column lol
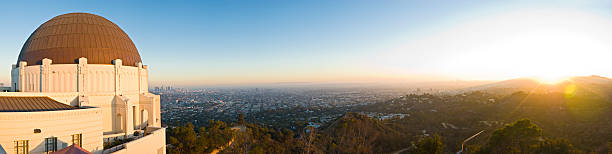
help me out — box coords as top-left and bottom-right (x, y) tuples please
(18, 61), (27, 92)
(78, 57), (88, 95)
(142, 65), (149, 93)
(11, 64), (17, 92)
(127, 104), (134, 135)
(41, 58), (52, 92)
(118, 96), (134, 136)
(154, 94), (161, 127)
(137, 62), (143, 94)
(114, 59), (122, 96)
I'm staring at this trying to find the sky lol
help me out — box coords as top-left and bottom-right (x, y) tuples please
(0, 0), (611, 86)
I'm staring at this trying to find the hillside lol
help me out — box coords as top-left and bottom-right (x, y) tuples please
(167, 76), (612, 153)
(316, 112), (410, 153)
(461, 75), (612, 99)
(359, 76), (612, 153)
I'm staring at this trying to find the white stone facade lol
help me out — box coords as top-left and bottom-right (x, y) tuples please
(10, 58), (159, 133)
(1, 57), (165, 154)
(11, 58), (148, 95)
(0, 107), (103, 154)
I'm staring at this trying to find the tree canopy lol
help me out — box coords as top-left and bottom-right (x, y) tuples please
(412, 134), (444, 154)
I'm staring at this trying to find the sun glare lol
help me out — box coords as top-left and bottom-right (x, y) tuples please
(380, 8), (612, 81)
(535, 75), (568, 85)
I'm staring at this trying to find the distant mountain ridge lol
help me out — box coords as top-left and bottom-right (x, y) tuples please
(461, 75), (612, 100)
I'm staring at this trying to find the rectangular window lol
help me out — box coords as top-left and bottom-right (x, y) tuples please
(45, 137), (57, 154)
(71, 134), (82, 147)
(14, 140), (28, 154)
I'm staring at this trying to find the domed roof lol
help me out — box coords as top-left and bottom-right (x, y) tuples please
(17, 13), (142, 66)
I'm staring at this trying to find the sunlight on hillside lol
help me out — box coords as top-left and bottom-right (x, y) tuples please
(564, 83), (577, 98)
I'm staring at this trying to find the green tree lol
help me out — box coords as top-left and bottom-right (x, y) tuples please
(196, 127), (211, 152)
(238, 113), (246, 125)
(202, 120), (234, 150)
(412, 134), (444, 154)
(534, 138), (581, 154)
(168, 121), (236, 154)
(168, 122), (201, 154)
(322, 113), (379, 153)
(608, 141), (612, 154)
(478, 119), (543, 154)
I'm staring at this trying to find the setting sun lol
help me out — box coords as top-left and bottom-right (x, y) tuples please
(534, 75), (569, 85)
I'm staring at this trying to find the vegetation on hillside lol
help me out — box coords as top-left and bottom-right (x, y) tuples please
(167, 114), (600, 153)
(167, 120), (235, 154)
(166, 77), (612, 153)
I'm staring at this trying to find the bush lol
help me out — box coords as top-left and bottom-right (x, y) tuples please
(412, 134), (444, 154)
(103, 138), (134, 149)
(478, 119), (542, 153)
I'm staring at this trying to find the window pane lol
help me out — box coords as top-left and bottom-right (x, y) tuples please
(45, 137), (57, 153)
(14, 140), (29, 154)
(71, 134), (83, 147)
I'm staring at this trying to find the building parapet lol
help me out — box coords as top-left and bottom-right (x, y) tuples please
(0, 86), (10, 92)
(103, 127), (166, 154)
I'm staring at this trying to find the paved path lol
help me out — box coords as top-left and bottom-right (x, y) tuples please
(391, 147), (410, 154)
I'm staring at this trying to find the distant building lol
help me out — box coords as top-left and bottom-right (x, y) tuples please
(0, 13), (165, 154)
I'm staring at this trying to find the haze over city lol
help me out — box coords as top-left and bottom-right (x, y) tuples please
(1, 0), (611, 86)
(2, 1), (612, 154)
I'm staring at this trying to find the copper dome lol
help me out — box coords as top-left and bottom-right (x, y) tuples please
(17, 13), (142, 66)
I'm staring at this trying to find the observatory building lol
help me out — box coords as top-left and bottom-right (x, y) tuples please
(0, 13), (166, 154)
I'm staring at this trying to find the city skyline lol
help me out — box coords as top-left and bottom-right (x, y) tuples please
(1, 0), (611, 86)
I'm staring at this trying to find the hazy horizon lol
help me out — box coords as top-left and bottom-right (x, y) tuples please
(1, 0), (611, 86)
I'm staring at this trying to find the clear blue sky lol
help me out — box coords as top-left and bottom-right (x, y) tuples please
(1, 0), (611, 86)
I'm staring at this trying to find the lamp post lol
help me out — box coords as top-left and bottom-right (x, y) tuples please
(458, 130), (484, 154)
